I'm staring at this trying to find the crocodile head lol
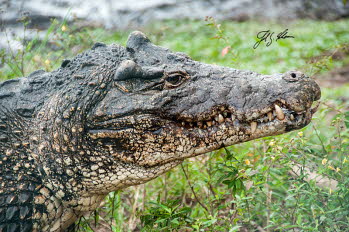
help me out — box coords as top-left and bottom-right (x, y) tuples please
(87, 31), (321, 171)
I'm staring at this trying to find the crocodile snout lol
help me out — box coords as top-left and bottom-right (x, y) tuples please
(283, 70), (321, 102)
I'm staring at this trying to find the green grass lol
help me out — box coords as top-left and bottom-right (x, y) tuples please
(2, 18), (349, 79)
(1, 18), (349, 231)
(106, 19), (349, 74)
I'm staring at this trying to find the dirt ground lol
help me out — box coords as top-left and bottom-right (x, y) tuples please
(317, 64), (349, 88)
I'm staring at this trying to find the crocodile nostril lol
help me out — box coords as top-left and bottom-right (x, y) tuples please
(283, 71), (300, 82)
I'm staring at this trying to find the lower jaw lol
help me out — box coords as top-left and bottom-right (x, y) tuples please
(191, 124), (285, 155)
(183, 116), (311, 156)
(109, 117), (310, 168)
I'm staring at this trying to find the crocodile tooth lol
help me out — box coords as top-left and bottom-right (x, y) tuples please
(214, 115), (219, 122)
(198, 129), (204, 136)
(267, 112), (273, 121)
(274, 104), (285, 120)
(218, 114), (224, 123)
(223, 111), (228, 117)
(290, 114), (294, 121)
(197, 122), (203, 128)
(207, 121), (212, 127)
(189, 122), (193, 127)
(182, 122), (185, 126)
(297, 114), (303, 124)
(263, 117), (269, 123)
(251, 121), (257, 133)
(231, 114), (236, 121)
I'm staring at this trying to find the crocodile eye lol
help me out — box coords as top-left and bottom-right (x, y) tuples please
(166, 74), (182, 85)
(164, 71), (189, 89)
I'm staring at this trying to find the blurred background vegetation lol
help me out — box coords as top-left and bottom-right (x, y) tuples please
(1, 13), (349, 232)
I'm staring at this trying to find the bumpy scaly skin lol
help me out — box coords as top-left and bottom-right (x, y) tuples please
(0, 31), (320, 231)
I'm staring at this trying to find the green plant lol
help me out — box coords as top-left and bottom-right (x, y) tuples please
(140, 199), (193, 231)
(0, 16), (95, 80)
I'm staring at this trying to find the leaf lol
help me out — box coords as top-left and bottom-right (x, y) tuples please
(343, 0), (347, 5)
(221, 46), (231, 57)
(344, 111), (349, 128)
(223, 147), (238, 161)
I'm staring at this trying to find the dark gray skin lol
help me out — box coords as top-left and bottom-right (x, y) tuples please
(0, 31), (320, 231)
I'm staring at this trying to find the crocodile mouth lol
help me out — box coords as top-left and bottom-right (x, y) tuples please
(89, 100), (320, 138)
(171, 100), (320, 135)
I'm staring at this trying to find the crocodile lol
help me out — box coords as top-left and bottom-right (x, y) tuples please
(0, 31), (321, 232)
